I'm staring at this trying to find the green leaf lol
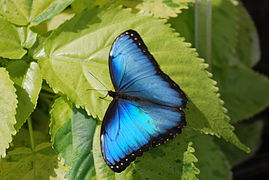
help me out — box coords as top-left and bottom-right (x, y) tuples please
(0, 0), (74, 26)
(71, 0), (194, 17)
(50, 97), (97, 179)
(0, 143), (58, 179)
(33, 8), (75, 35)
(0, 17), (37, 59)
(214, 65), (269, 123)
(136, 0), (194, 18)
(233, 2), (260, 67)
(211, 0), (238, 67)
(189, 131), (232, 180)
(34, 6), (248, 151)
(6, 61), (42, 130)
(217, 121), (263, 167)
(0, 68), (17, 157)
(182, 142), (200, 180)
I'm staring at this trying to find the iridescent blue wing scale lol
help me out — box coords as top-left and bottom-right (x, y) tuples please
(109, 30), (187, 108)
(101, 99), (185, 172)
(101, 30), (187, 173)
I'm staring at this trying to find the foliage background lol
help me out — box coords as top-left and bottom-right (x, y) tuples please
(233, 0), (269, 179)
(0, 0), (268, 179)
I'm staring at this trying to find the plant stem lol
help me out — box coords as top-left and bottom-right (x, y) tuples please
(27, 117), (35, 151)
(195, 0), (212, 69)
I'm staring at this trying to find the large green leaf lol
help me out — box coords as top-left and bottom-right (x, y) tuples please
(0, 17), (37, 59)
(72, 0), (194, 17)
(0, 143), (58, 179)
(50, 97), (97, 179)
(0, 68), (17, 157)
(136, 0), (194, 18)
(214, 65), (269, 123)
(6, 61), (43, 130)
(34, 6), (247, 151)
(0, 0), (74, 26)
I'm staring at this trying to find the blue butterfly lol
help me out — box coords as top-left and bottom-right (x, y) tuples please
(101, 30), (187, 173)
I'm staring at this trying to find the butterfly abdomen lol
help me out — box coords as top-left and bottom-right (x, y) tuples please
(108, 90), (142, 102)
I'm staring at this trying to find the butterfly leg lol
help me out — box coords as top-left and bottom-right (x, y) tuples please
(99, 93), (109, 100)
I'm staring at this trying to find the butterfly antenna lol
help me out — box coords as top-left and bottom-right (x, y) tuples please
(87, 89), (108, 91)
(87, 70), (109, 90)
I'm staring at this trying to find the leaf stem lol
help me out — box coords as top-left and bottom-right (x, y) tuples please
(27, 117), (35, 151)
(42, 84), (55, 94)
(195, 0), (212, 69)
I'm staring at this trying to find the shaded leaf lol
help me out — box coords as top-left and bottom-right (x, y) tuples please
(170, 0), (239, 67)
(233, 2), (260, 67)
(190, 131), (232, 180)
(0, 68), (17, 157)
(6, 61), (42, 130)
(214, 65), (269, 123)
(11, 126), (49, 150)
(0, 143), (58, 179)
(218, 121), (264, 167)
(50, 97), (97, 179)
(211, 0), (238, 67)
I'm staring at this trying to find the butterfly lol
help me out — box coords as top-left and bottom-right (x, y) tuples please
(101, 30), (187, 173)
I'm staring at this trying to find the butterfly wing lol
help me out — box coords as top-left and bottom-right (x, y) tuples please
(101, 99), (185, 172)
(101, 29), (188, 172)
(109, 30), (187, 108)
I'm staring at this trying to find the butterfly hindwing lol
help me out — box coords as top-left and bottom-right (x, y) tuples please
(101, 99), (185, 172)
(109, 30), (187, 108)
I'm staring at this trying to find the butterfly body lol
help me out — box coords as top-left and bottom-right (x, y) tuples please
(101, 30), (187, 173)
(108, 90), (142, 102)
